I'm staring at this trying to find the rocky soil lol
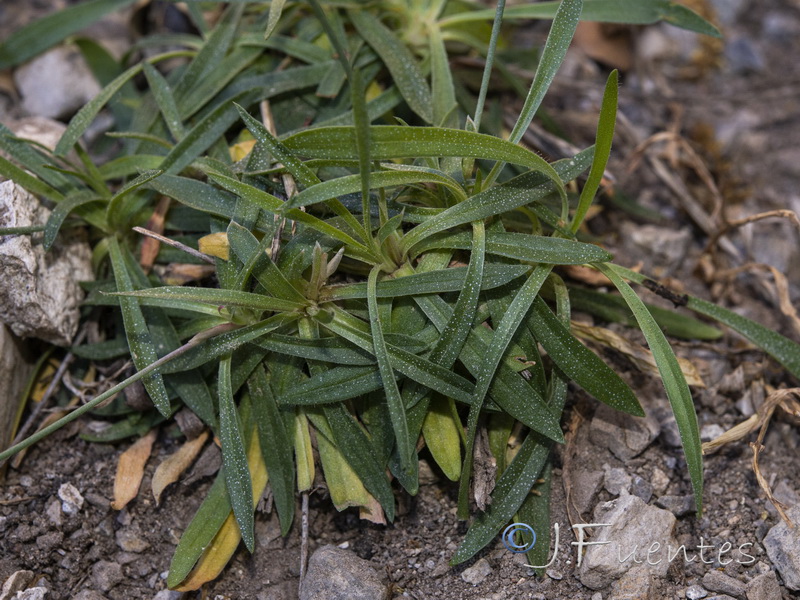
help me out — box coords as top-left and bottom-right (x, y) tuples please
(2, 0), (800, 599)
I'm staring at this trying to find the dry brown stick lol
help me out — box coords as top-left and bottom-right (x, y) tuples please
(703, 388), (800, 528)
(715, 262), (800, 338)
(703, 209), (800, 256)
(133, 226), (215, 264)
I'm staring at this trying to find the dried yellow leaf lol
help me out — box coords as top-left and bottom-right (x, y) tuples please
(198, 232), (230, 260)
(112, 429), (157, 511)
(152, 430), (209, 505)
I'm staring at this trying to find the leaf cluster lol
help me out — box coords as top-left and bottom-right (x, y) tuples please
(2, 0), (796, 590)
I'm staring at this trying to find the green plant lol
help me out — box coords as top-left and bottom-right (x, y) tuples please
(1, 0), (796, 590)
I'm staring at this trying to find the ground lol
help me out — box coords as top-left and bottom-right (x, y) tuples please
(1, 1), (800, 599)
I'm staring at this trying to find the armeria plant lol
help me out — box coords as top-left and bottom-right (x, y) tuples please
(1, 0), (797, 589)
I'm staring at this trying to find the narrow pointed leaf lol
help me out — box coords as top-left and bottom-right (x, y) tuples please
(599, 263), (702, 515)
(248, 365), (295, 535)
(108, 238), (171, 417)
(349, 11), (433, 123)
(218, 356), (255, 553)
(368, 267), (413, 473)
(321, 264), (528, 300)
(529, 297), (642, 415)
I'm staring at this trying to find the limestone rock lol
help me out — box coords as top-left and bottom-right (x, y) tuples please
(300, 545), (389, 600)
(745, 570), (781, 600)
(0, 181), (92, 345)
(609, 565), (654, 600)
(461, 558), (492, 585)
(579, 494), (677, 590)
(702, 570), (746, 599)
(14, 46), (101, 120)
(590, 404), (660, 461)
(763, 505), (800, 590)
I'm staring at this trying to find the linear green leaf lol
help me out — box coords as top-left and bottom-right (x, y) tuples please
(612, 265), (800, 379)
(414, 294), (563, 442)
(248, 365), (295, 535)
(349, 10), (433, 123)
(402, 147), (593, 252)
(142, 63), (186, 141)
(439, 0), (721, 37)
(321, 307), (475, 404)
(253, 334), (374, 366)
(162, 314), (297, 374)
(566, 286), (722, 340)
(112, 286), (305, 313)
(208, 173), (374, 260)
(485, 0), (582, 188)
(0, 155), (65, 204)
(167, 472), (230, 587)
(321, 264), (528, 300)
(286, 168), (467, 211)
(452, 429), (551, 564)
(528, 297), (643, 415)
(600, 263), (703, 515)
(218, 355), (255, 553)
(284, 126), (564, 200)
(370, 267), (414, 474)
(264, 0), (287, 40)
(571, 69), (617, 232)
(105, 169), (164, 228)
(234, 104), (366, 238)
(458, 264), (552, 516)
(43, 191), (103, 251)
(322, 404), (397, 521)
(411, 230), (611, 264)
(108, 238), (171, 417)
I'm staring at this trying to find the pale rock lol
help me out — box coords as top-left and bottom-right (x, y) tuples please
(0, 181), (93, 345)
(651, 467), (671, 495)
(300, 545), (389, 600)
(58, 483), (84, 515)
(620, 223), (693, 275)
(45, 498), (62, 527)
(14, 46), (101, 120)
(609, 565), (654, 600)
(655, 495), (697, 517)
(702, 570), (746, 599)
(579, 495), (677, 590)
(590, 404), (660, 461)
(603, 465), (632, 497)
(461, 558), (493, 585)
(115, 529), (150, 553)
(701, 424), (726, 442)
(744, 570), (781, 600)
(686, 584), (708, 599)
(15, 589), (48, 600)
(2, 117), (67, 153)
(90, 562), (123, 593)
(572, 467), (605, 515)
(763, 505), (800, 590)
(1, 570), (35, 600)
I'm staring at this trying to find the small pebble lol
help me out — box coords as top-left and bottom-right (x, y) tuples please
(546, 568), (563, 580)
(58, 483), (84, 515)
(686, 584), (708, 599)
(461, 558), (492, 585)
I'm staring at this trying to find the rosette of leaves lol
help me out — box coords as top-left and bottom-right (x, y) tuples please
(3, 0), (799, 590)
